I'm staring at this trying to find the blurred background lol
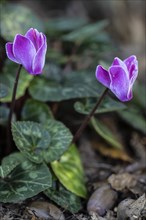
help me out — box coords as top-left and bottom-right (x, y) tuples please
(1, 0), (145, 80)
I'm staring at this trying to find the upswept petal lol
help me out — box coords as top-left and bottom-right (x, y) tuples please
(32, 35), (47, 74)
(124, 55), (138, 80)
(124, 55), (137, 71)
(112, 57), (123, 66)
(25, 28), (44, 51)
(112, 57), (129, 77)
(13, 34), (36, 73)
(95, 65), (111, 88)
(5, 43), (20, 64)
(109, 66), (131, 101)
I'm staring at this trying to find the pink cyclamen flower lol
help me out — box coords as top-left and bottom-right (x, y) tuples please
(95, 55), (138, 102)
(5, 28), (47, 75)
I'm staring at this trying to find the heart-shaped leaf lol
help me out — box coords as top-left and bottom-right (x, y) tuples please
(29, 71), (103, 102)
(0, 152), (25, 178)
(12, 120), (72, 163)
(45, 183), (82, 213)
(21, 99), (53, 123)
(43, 119), (73, 162)
(12, 121), (51, 163)
(51, 145), (87, 198)
(91, 117), (123, 149)
(0, 160), (52, 203)
(0, 62), (33, 102)
(0, 3), (44, 41)
(74, 97), (126, 115)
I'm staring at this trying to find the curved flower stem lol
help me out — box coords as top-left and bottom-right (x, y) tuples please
(6, 64), (22, 154)
(72, 88), (109, 144)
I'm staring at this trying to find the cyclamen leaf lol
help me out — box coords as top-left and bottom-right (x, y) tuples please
(62, 20), (108, 43)
(91, 117), (123, 149)
(43, 119), (73, 162)
(46, 17), (88, 32)
(0, 160), (52, 203)
(12, 121), (51, 164)
(29, 71), (103, 102)
(45, 184), (82, 213)
(133, 83), (146, 110)
(51, 145), (87, 198)
(0, 83), (8, 99)
(12, 120), (72, 163)
(0, 152), (25, 178)
(74, 97), (126, 115)
(118, 107), (146, 134)
(21, 99), (53, 123)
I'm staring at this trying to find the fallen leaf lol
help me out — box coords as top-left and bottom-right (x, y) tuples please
(92, 141), (133, 162)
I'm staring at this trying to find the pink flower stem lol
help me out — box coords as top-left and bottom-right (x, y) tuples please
(6, 64), (22, 155)
(72, 88), (109, 143)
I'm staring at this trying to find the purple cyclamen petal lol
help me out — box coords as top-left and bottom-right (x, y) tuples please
(32, 35), (47, 74)
(124, 55), (138, 82)
(124, 55), (137, 72)
(95, 65), (111, 88)
(112, 57), (123, 66)
(109, 66), (131, 102)
(13, 34), (36, 73)
(5, 43), (20, 64)
(95, 55), (138, 102)
(112, 57), (129, 78)
(25, 28), (43, 51)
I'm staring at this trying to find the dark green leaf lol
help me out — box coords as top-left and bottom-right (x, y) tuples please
(133, 83), (146, 110)
(45, 184), (82, 213)
(0, 83), (8, 99)
(12, 121), (51, 164)
(118, 107), (146, 134)
(46, 17), (88, 32)
(43, 63), (62, 81)
(29, 71), (103, 102)
(12, 120), (72, 163)
(51, 145), (87, 198)
(0, 62), (33, 102)
(21, 99), (53, 123)
(43, 119), (73, 162)
(0, 3), (44, 41)
(0, 160), (52, 203)
(62, 20), (108, 43)
(0, 152), (25, 178)
(74, 97), (126, 115)
(91, 117), (123, 149)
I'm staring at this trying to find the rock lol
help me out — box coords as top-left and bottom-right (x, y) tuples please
(87, 184), (118, 216)
(108, 173), (137, 192)
(26, 201), (65, 220)
(117, 194), (146, 220)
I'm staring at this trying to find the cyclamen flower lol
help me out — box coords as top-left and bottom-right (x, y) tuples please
(6, 28), (47, 75)
(96, 55), (138, 102)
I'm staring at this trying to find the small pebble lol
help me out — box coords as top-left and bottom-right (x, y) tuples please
(26, 201), (65, 220)
(87, 184), (118, 216)
(117, 194), (146, 220)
